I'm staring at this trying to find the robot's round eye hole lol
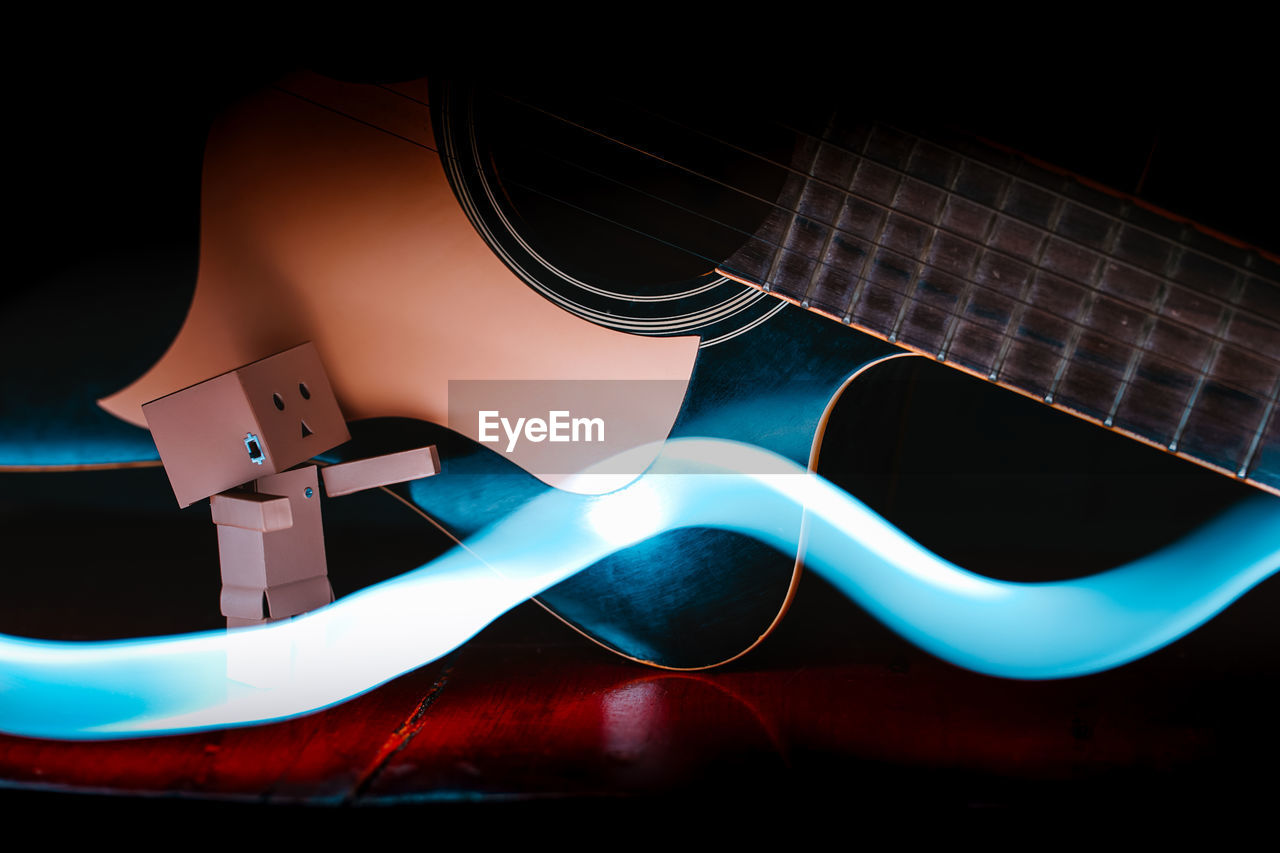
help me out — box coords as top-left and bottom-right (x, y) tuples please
(299, 382), (311, 400)
(273, 393), (285, 410)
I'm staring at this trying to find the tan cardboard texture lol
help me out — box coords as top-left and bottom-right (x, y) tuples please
(210, 491), (294, 532)
(321, 446), (441, 497)
(142, 342), (349, 508)
(216, 467), (327, 597)
(143, 340), (438, 628)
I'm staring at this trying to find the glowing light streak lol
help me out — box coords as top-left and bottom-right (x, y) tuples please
(1, 438), (1278, 739)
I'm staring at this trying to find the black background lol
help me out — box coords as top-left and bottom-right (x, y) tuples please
(2, 38), (1278, 817)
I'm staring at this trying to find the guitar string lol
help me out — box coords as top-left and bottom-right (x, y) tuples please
(502, 82), (1280, 322)
(373, 82), (430, 109)
(492, 90), (1280, 370)
(287, 81), (1275, 453)
(605, 88), (1280, 324)
(497, 165), (1275, 446)
(274, 85), (440, 155)
(484, 137), (1280, 466)
(482, 112), (1279, 415)
(483, 108), (1144, 351)
(507, 90), (1280, 368)
(325, 75), (1276, 384)
(496, 103), (1280, 460)
(202, 81), (1269, 491)
(483, 131), (1280, 461)
(275, 84), (774, 326)
(275, 77), (1280, 397)
(444, 93), (769, 334)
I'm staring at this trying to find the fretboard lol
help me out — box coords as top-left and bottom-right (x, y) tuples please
(718, 120), (1280, 496)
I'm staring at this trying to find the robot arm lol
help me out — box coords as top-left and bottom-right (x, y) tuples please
(320, 446), (440, 498)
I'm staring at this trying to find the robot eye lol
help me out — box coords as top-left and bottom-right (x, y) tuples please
(299, 382), (311, 400)
(273, 393), (285, 411)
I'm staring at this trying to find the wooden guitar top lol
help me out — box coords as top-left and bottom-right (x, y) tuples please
(97, 73), (698, 492)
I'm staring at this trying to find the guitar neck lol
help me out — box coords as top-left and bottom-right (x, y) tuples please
(718, 119), (1280, 497)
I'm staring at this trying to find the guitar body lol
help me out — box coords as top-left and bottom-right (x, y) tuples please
(3, 72), (877, 668)
(403, 301), (900, 666)
(1, 69), (1273, 672)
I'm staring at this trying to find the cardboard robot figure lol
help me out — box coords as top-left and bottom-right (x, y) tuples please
(143, 342), (439, 627)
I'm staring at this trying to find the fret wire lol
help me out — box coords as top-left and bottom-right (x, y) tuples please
(799, 210), (838, 308)
(987, 192), (1067, 382)
(888, 234), (935, 343)
(762, 139), (825, 293)
(1045, 214), (1121, 403)
(1169, 268), (1244, 451)
(710, 178), (1280, 443)
(1240, 382), (1280, 478)
(1180, 253), (1256, 450)
(695, 86), (1280, 337)
(740, 263), (1277, 457)
(725, 197), (1272, 406)
(834, 129), (1280, 352)
(784, 114), (1280, 325)
(839, 134), (896, 324)
(938, 165), (1009, 362)
(887, 137), (931, 342)
(834, 153), (869, 323)
(729, 181), (1275, 397)
(1236, 252), (1277, 476)
(798, 118), (845, 308)
(1105, 238), (1182, 427)
(508, 92), (1280, 359)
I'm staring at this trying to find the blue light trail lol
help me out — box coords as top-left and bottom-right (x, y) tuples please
(2, 438), (1278, 739)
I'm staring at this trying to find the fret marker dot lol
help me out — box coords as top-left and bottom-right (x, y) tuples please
(801, 300), (810, 308)
(1168, 442), (1178, 452)
(1105, 417), (1114, 427)
(842, 316), (851, 324)
(1043, 394), (1053, 403)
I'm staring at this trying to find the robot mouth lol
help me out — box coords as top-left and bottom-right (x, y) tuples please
(301, 421), (313, 438)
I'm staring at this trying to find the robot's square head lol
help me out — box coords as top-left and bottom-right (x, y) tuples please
(142, 343), (351, 507)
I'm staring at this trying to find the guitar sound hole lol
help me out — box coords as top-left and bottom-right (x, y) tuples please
(467, 81), (792, 292)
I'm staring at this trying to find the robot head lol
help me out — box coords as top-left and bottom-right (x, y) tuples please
(143, 343), (351, 507)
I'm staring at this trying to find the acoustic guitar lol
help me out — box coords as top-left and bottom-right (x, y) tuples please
(3, 67), (1276, 672)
